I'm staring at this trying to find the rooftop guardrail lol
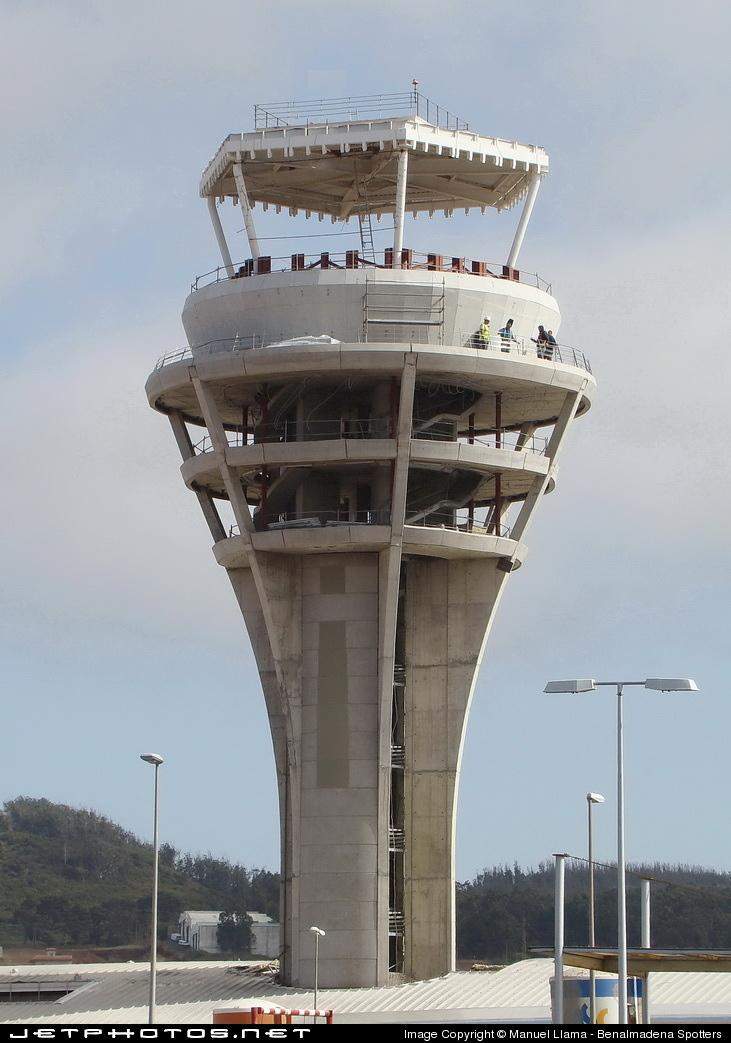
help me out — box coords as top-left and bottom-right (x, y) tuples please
(253, 90), (469, 132)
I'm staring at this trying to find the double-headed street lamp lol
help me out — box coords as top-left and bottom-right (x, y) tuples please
(544, 678), (698, 1024)
(140, 753), (164, 1025)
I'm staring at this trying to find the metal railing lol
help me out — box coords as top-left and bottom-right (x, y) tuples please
(228, 511), (513, 540)
(193, 419), (390, 455)
(154, 332), (591, 375)
(192, 419), (548, 456)
(278, 417), (390, 441)
(413, 422), (549, 454)
(253, 90), (469, 131)
(404, 513), (513, 539)
(191, 250), (551, 293)
(193, 431), (246, 455)
(229, 509), (390, 536)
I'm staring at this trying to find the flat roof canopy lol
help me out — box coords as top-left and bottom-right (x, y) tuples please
(201, 116), (548, 218)
(534, 948), (731, 975)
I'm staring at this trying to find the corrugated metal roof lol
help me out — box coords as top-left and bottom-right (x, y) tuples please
(2, 958), (730, 1024)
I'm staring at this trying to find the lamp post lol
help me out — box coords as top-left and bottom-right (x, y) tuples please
(544, 678), (698, 1024)
(309, 926), (326, 1009)
(140, 753), (164, 1025)
(586, 791), (605, 1023)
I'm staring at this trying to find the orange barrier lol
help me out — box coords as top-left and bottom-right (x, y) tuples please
(213, 1006), (334, 1025)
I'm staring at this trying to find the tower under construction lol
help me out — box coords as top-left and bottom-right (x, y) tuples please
(145, 91), (595, 988)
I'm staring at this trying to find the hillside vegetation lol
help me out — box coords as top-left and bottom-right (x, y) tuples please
(0, 797), (278, 949)
(1, 797), (730, 961)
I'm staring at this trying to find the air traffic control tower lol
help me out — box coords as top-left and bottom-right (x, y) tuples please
(145, 91), (595, 988)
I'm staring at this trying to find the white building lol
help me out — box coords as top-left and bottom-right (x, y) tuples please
(249, 912), (281, 959)
(178, 910), (280, 957)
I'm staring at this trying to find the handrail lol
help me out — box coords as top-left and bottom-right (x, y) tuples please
(155, 333), (591, 375)
(228, 510), (512, 540)
(413, 423), (549, 454)
(192, 421), (549, 456)
(405, 514), (512, 539)
(193, 431), (247, 455)
(190, 250), (551, 294)
(253, 90), (469, 132)
(229, 509), (390, 536)
(279, 418), (390, 441)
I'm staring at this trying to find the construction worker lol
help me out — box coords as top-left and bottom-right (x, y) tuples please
(478, 317), (491, 348)
(498, 318), (517, 352)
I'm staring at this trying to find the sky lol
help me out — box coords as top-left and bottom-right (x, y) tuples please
(1, 0), (730, 887)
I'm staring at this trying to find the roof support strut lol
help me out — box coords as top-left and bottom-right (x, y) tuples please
(206, 197), (235, 277)
(232, 162), (261, 260)
(393, 149), (409, 261)
(506, 171), (541, 269)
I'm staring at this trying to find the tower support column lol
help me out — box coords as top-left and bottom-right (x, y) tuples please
(506, 170), (541, 269)
(393, 149), (409, 262)
(403, 556), (510, 980)
(233, 162), (261, 260)
(206, 196), (235, 277)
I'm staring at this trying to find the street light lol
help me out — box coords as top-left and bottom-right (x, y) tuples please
(544, 677), (698, 1024)
(140, 753), (164, 1025)
(586, 791), (605, 1024)
(309, 926), (326, 1009)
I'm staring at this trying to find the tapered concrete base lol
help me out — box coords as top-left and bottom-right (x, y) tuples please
(224, 547), (508, 987)
(228, 552), (384, 987)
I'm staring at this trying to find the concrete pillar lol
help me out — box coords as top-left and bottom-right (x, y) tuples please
(403, 557), (508, 980)
(229, 551), (383, 987)
(506, 171), (541, 269)
(393, 149), (409, 261)
(232, 162), (261, 260)
(206, 196), (235, 277)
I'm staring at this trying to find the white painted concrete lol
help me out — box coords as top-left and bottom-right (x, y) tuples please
(181, 267), (561, 351)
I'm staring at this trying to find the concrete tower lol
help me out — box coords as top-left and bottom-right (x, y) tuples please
(146, 92), (595, 988)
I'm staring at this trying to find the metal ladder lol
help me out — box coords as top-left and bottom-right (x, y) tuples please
(356, 162), (376, 262)
(358, 212), (375, 262)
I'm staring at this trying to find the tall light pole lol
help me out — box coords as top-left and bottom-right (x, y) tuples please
(586, 791), (605, 1023)
(544, 677), (698, 1024)
(309, 926), (326, 1009)
(140, 753), (164, 1025)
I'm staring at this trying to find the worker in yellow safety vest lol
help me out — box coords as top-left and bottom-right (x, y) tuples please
(478, 317), (491, 346)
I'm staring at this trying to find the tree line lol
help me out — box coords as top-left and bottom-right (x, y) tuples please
(456, 861), (731, 962)
(0, 797), (278, 950)
(2, 798), (730, 960)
